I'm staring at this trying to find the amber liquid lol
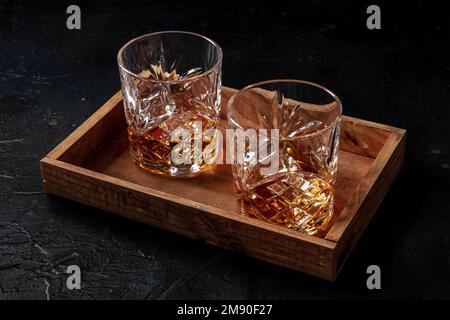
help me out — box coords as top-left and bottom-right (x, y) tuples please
(238, 172), (334, 236)
(235, 136), (336, 236)
(126, 65), (220, 176)
(127, 113), (218, 176)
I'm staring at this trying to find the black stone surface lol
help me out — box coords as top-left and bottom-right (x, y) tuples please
(0, 0), (449, 299)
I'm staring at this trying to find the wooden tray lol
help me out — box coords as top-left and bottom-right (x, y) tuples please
(40, 87), (406, 281)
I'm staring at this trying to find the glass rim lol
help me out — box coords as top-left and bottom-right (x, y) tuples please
(227, 79), (343, 139)
(117, 30), (223, 84)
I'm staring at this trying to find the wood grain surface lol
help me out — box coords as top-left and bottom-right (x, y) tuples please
(40, 87), (406, 281)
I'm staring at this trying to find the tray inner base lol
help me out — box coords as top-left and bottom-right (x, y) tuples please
(80, 128), (375, 223)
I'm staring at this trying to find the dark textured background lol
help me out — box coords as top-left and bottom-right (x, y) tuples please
(0, 0), (449, 299)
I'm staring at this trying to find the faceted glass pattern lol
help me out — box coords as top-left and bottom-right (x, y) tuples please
(227, 80), (342, 236)
(117, 31), (222, 176)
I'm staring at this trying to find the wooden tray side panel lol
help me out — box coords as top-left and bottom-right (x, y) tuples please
(330, 131), (406, 274)
(41, 158), (337, 280)
(339, 116), (391, 158)
(40, 87), (407, 281)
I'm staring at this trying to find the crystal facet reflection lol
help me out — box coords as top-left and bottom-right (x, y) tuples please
(228, 81), (342, 236)
(118, 32), (222, 177)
